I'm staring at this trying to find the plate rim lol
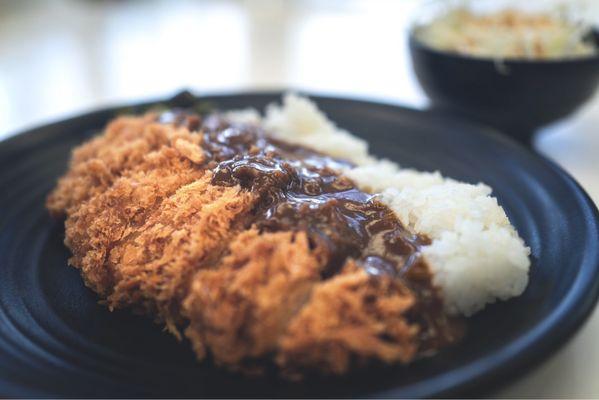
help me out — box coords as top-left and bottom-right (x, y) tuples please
(0, 89), (598, 398)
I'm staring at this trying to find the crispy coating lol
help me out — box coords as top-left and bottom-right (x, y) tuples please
(183, 230), (327, 366)
(277, 261), (418, 376)
(64, 146), (204, 297)
(61, 141), (255, 329)
(47, 114), (421, 376)
(46, 115), (199, 217)
(184, 232), (418, 375)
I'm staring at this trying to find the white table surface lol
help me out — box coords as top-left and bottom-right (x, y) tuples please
(1, 0), (598, 397)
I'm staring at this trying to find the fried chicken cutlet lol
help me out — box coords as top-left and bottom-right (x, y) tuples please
(47, 109), (461, 376)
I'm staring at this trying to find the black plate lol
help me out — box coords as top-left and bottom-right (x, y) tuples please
(0, 91), (598, 398)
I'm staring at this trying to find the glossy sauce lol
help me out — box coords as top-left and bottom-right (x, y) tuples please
(167, 112), (463, 355)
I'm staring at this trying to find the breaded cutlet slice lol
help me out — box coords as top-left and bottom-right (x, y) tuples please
(63, 138), (204, 293)
(64, 152), (254, 330)
(184, 232), (419, 375)
(183, 230), (327, 366)
(105, 175), (253, 330)
(47, 114), (177, 217)
(276, 261), (418, 376)
(50, 116), (251, 328)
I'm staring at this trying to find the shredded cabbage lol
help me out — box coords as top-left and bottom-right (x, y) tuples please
(415, 7), (596, 60)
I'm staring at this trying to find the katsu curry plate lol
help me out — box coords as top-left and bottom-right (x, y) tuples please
(0, 92), (597, 397)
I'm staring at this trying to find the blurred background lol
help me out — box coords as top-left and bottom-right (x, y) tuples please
(1, 0), (598, 396)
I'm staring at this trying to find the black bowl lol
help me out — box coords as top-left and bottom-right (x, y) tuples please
(409, 31), (599, 144)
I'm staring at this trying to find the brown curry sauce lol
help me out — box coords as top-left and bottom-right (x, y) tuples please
(163, 111), (464, 357)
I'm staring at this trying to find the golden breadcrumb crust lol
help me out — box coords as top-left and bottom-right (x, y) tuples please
(47, 114), (420, 376)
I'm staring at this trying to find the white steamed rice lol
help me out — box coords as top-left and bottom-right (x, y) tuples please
(229, 94), (531, 317)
